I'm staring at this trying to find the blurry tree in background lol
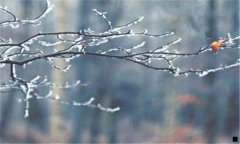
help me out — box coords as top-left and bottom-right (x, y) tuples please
(0, 0), (239, 143)
(224, 0), (239, 139)
(203, 0), (219, 143)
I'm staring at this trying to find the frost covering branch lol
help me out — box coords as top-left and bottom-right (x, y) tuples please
(0, 1), (239, 118)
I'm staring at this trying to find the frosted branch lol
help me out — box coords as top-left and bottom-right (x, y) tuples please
(0, 5), (239, 118)
(0, 0), (53, 27)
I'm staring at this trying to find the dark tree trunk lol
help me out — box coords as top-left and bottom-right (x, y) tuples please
(69, 1), (91, 143)
(203, 0), (218, 143)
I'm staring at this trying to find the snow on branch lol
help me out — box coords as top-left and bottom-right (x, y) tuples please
(0, 0), (53, 28)
(0, 3), (239, 118)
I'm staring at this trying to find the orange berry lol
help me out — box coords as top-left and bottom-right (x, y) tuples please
(210, 40), (224, 53)
(210, 41), (220, 53)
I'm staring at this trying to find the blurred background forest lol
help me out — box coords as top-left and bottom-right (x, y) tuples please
(0, 0), (239, 143)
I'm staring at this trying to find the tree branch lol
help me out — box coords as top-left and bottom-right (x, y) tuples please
(0, 3), (239, 118)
